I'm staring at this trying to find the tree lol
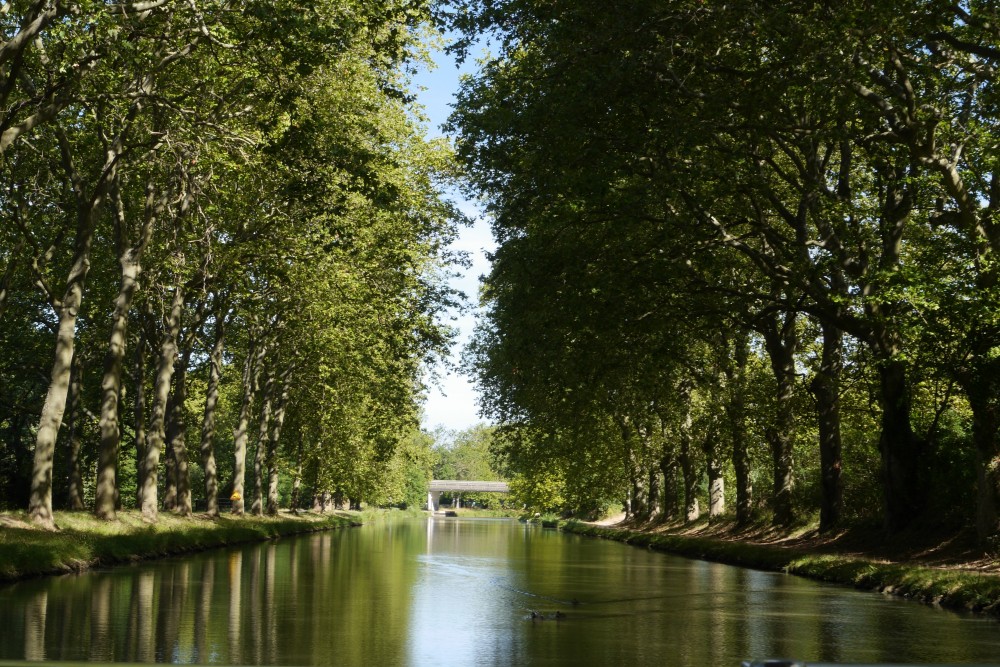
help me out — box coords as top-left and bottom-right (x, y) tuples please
(449, 0), (984, 534)
(1, 0), (465, 525)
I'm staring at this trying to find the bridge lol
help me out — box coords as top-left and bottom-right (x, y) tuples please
(427, 479), (510, 511)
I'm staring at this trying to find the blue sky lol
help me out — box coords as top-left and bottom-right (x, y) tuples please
(411, 42), (496, 434)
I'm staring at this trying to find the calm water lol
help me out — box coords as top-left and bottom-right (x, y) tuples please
(2, 517), (1000, 665)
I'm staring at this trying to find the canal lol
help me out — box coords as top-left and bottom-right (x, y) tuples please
(2, 517), (1000, 665)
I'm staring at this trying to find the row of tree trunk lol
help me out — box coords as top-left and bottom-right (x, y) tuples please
(27, 252), (298, 527)
(619, 321), (846, 534)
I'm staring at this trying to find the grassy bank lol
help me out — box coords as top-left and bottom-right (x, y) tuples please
(561, 521), (1000, 615)
(518, 512), (560, 527)
(0, 510), (357, 583)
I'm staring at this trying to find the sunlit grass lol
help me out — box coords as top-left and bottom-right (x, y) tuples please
(359, 506), (428, 523)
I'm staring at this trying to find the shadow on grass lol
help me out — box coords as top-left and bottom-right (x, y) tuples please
(561, 521), (1000, 615)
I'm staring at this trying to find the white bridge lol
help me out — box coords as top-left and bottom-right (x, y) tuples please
(427, 479), (510, 511)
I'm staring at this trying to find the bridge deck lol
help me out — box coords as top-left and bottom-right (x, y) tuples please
(429, 480), (510, 493)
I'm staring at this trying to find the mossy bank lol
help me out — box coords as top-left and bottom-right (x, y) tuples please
(0, 510), (357, 583)
(561, 521), (1000, 615)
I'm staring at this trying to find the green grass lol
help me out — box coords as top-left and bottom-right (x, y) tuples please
(786, 554), (1000, 612)
(0, 510), (356, 582)
(560, 521), (1000, 615)
(520, 511), (561, 526)
(359, 506), (429, 523)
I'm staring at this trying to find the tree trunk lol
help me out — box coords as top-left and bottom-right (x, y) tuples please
(28, 220), (98, 528)
(65, 351), (86, 510)
(621, 420), (648, 522)
(647, 465), (661, 521)
(811, 321), (843, 533)
(702, 406), (725, 521)
(133, 317), (148, 509)
(970, 387), (1000, 544)
(762, 309), (797, 527)
(630, 473), (648, 522)
(957, 356), (1000, 542)
(162, 390), (178, 512)
(139, 284), (185, 522)
(727, 333), (752, 527)
(94, 175), (161, 519)
(313, 492), (328, 513)
(877, 357), (926, 532)
(682, 459), (699, 523)
(679, 395), (699, 523)
(290, 441), (303, 514)
(94, 254), (141, 520)
(30, 302), (86, 528)
(266, 368), (292, 516)
(164, 296), (205, 515)
(251, 370), (274, 516)
(705, 435), (725, 520)
(232, 340), (264, 515)
(266, 463), (279, 516)
(28, 106), (134, 528)
(199, 313), (226, 517)
(659, 453), (678, 522)
(868, 162), (923, 533)
(166, 347), (193, 515)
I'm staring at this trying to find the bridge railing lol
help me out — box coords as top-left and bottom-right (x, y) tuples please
(428, 480), (510, 493)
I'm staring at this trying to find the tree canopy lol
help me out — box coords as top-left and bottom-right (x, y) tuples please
(449, 0), (1000, 538)
(0, 0), (465, 526)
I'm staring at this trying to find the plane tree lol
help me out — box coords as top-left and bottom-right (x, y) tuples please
(1, 0), (466, 524)
(449, 0), (978, 533)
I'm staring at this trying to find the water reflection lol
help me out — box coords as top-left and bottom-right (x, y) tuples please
(226, 552), (241, 664)
(22, 588), (45, 661)
(408, 518), (525, 665)
(2, 519), (1000, 665)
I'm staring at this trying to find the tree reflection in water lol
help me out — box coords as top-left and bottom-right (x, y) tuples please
(1, 520), (1000, 666)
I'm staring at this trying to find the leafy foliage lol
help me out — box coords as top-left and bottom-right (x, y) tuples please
(450, 0), (1000, 537)
(0, 0), (463, 522)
